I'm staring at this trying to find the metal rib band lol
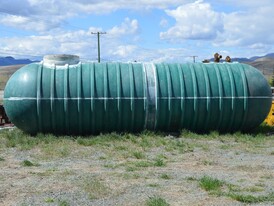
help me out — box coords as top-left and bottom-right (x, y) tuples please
(4, 96), (270, 101)
(143, 63), (157, 130)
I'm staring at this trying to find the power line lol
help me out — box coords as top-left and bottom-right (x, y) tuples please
(91, 32), (106, 63)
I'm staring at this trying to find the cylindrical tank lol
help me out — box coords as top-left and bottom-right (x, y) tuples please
(4, 55), (272, 135)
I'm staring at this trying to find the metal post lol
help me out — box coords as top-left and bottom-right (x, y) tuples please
(97, 32), (100, 63)
(192, 56), (198, 63)
(91, 32), (106, 63)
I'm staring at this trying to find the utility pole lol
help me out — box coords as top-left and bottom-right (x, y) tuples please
(91, 31), (106, 63)
(190, 56), (198, 63)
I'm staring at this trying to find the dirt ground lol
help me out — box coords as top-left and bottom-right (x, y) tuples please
(0, 129), (273, 206)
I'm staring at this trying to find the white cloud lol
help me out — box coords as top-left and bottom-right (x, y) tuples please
(249, 43), (270, 50)
(69, 0), (189, 14)
(160, 1), (224, 41)
(0, 17), (142, 61)
(108, 18), (139, 37)
(109, 45), (137, 58)
(219, 0), (274, 8)
(213, 4), (274, 54)
(159, 0), (274, 57)
(1, 0), (187, 17)
(1, 0), (274, 61)
(0, 14), (63, 32)
(0, 0), (71, 32)
(0, 0), (188, 32)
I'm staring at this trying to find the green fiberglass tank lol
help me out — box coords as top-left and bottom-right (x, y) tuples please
(4, 55), (271, 135)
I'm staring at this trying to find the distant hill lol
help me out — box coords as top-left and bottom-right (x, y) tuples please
(249, 53), (274, 61)
(209, 56), (252, 62)
(208, 53), (274, 63)
(245, 57), (274, 77)
(230, 53), (274, 63)
(232, 57), (252, 62)
(0, 64), (25, 90)
(0, 56), (37, 66)
(205, 53), (274, 80)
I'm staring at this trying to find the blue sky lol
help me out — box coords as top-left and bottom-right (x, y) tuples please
(0, 0), (274, 62)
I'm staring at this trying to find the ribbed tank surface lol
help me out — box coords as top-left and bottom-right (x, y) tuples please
(4, 60), (271, 135)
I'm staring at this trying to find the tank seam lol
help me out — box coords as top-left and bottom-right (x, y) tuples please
(225, 64), (236, 131)
(91, 63), (95, 133)
(201, 63), (211, 131)
(213, 64), (224, 129)
(36, 63), (43, 133)
(50, 64), (56, 132)
(64, 64), (69, 134)
(165, 63), (173, 130)
(189, 63), (198, 129)
(177, 64), (185, 128)
(103, 63), (108, 131)
(77, 62), (83, 134)
(239, 64), (249, 130)
(116, 63), (122, 131)
(129, 63), (135, 131)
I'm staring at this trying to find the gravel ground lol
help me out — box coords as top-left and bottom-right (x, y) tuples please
(0, 130), (273, 206)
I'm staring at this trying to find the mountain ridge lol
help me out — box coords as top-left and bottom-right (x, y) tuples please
(0, 56), (37, 66)
(1, 53), (274, 65)
(208, 53), (274, 63)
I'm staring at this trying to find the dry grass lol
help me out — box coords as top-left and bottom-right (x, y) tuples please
(0, 127), (273, 205)
(0, 65), (23, 90)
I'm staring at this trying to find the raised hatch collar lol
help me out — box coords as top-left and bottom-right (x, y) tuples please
(43, 54), (80, 65)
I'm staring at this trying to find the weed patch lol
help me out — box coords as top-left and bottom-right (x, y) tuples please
(22, 160), (40, 167)
(40, 141), (72, 159)
(197, 176), (274, 204)
(146, 196), (170, 206)
(148, 183), (159, 187)
(154, 158), (166, 167)
(122, 173), (141, 179)
(81, 177), (110, 199)
(199, 176), (224, 192)
(186, 176), (197, 181)
(44, 198), (54, 203)
(126, 166), (136, 172)
(58, 200), (70, 206)
(134, 160), (154, 168)
(202, 160), (214, 166)
(115, 145), (128, 151)
(77, 133), (126, 147)
(104, 163), (120, 169)
(219, 145), (230, 150)
(132, 151), (145, 159)
(0, 129), (40, 150)
(164, 139), (193, 153)
(160, 173), (171, 180)
(228, 193), (274, 203)
(245, 186), (264, 192)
